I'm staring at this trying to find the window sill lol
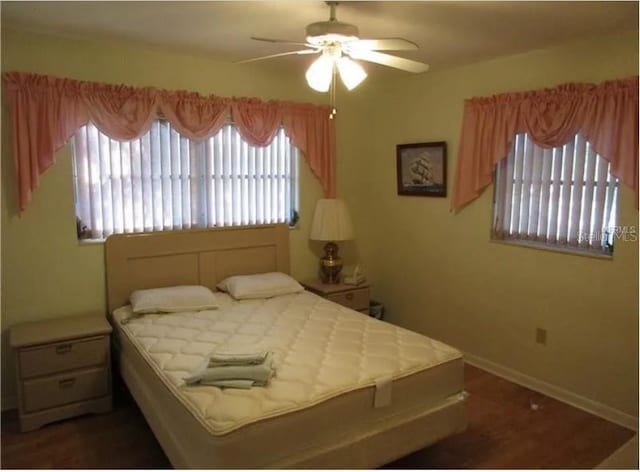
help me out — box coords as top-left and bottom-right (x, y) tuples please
(78, 239), (105, 246)
(77, 223), (299, 245)
(490, 238), (613, 260)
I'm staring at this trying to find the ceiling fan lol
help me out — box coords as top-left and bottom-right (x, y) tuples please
(238, 1), (429, 93)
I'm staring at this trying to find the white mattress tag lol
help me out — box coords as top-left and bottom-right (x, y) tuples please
(374, 376), (392, 408)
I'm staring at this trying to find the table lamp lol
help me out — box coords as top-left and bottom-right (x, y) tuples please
(310, 199), (354, 284)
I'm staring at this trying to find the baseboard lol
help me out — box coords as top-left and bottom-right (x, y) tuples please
(596, 434), (638, 469)
(1, 395), (17, 412)
(464, 352), (639, 432)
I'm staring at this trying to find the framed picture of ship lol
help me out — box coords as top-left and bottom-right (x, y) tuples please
(396, 141), (447, 197)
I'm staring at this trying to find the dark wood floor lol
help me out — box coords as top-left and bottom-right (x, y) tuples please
(1, 364), (634, 469)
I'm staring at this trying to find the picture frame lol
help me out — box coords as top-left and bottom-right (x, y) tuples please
(396, 141), (447, 197)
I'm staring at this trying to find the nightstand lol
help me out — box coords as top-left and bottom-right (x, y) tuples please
(10, 314), (113, 432)
(302, 280), (370, 314)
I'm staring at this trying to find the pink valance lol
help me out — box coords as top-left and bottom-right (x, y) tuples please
(3, 72), (336, 212)
(451, 77), (639, 211)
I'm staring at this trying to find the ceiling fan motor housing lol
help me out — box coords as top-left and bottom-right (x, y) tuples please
(306, 21), (359, 44)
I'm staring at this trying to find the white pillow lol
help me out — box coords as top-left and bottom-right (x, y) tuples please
(217, 272), (303, 300)
(130, 285), (218, 314)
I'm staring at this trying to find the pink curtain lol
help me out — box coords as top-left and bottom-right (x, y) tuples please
(231, 98), (283, 146)
(2, 72), (336, 212)
(158, 91), (229, 140)
(451, 77), (639, 211)
(282, 102), (336, 199)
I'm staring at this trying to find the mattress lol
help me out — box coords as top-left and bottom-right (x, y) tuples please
(112, 290), (466, 467)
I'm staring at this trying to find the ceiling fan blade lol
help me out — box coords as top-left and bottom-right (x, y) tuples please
(236, 49), (319, 64)
(251, 36), (310, 47)
(348, 50), (429, 73)
(345, 38), (419, 51)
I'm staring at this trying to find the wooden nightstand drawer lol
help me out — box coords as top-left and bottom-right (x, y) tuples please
(18, 336), (109, 379)
(302, 280), (371, 315)
(10, 314), (113, 431)
(327, 287), (369, 311)
(22, 367), (109, 413)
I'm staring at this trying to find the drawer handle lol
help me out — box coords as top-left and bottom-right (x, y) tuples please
(59, 378), (76, 389)
(346, 293), (354, 300)
(55, 344), (72, 355)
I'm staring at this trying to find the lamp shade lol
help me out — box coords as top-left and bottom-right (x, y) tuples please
(336, 57), (367, 91)
(305, 55), (334, 92)
(310, 199), (355, 241)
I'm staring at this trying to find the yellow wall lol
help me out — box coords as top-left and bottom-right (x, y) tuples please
(1, 25), (638, 423)
(0, 28), (325, 404)
(339, 31), (638, 418)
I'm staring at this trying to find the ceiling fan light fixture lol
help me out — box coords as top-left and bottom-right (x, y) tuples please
(306, 32), (359, 46)
(305, 19), (359, 45)
(336, 57), (367, 90)
(306, 54), (334, 92)
(244, 2), (430, 90)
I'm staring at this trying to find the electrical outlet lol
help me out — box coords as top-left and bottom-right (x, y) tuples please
(535, 328), (547, 345)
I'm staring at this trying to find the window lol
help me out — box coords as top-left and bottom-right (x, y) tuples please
(72, 121), (299, 240)
(492, 133), (619, 255)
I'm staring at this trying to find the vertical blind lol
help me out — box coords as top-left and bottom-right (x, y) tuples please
(493, 133), (618, 253)
(72, 121), (299, 240)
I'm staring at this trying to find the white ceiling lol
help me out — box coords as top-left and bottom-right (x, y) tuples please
(2, 1), (638, 72)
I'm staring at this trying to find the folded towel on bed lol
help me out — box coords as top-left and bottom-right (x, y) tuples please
(199, 379), (269, 389)
(207, 351), (269, 367)
(184, 352), (275, 388)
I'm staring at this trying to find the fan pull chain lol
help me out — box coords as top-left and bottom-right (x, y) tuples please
(329, 65), (337, 120)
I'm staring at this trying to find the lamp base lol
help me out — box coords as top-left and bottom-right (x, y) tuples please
(319, 241), (343, 284)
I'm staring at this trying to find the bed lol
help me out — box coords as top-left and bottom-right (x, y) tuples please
(105, 224), (466, 468)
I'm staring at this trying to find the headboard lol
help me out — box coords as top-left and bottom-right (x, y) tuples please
(104, 224), (290, 313)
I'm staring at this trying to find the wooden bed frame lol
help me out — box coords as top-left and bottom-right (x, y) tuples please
(105, 224), (289, 313)
(104, 224), (466, 468)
